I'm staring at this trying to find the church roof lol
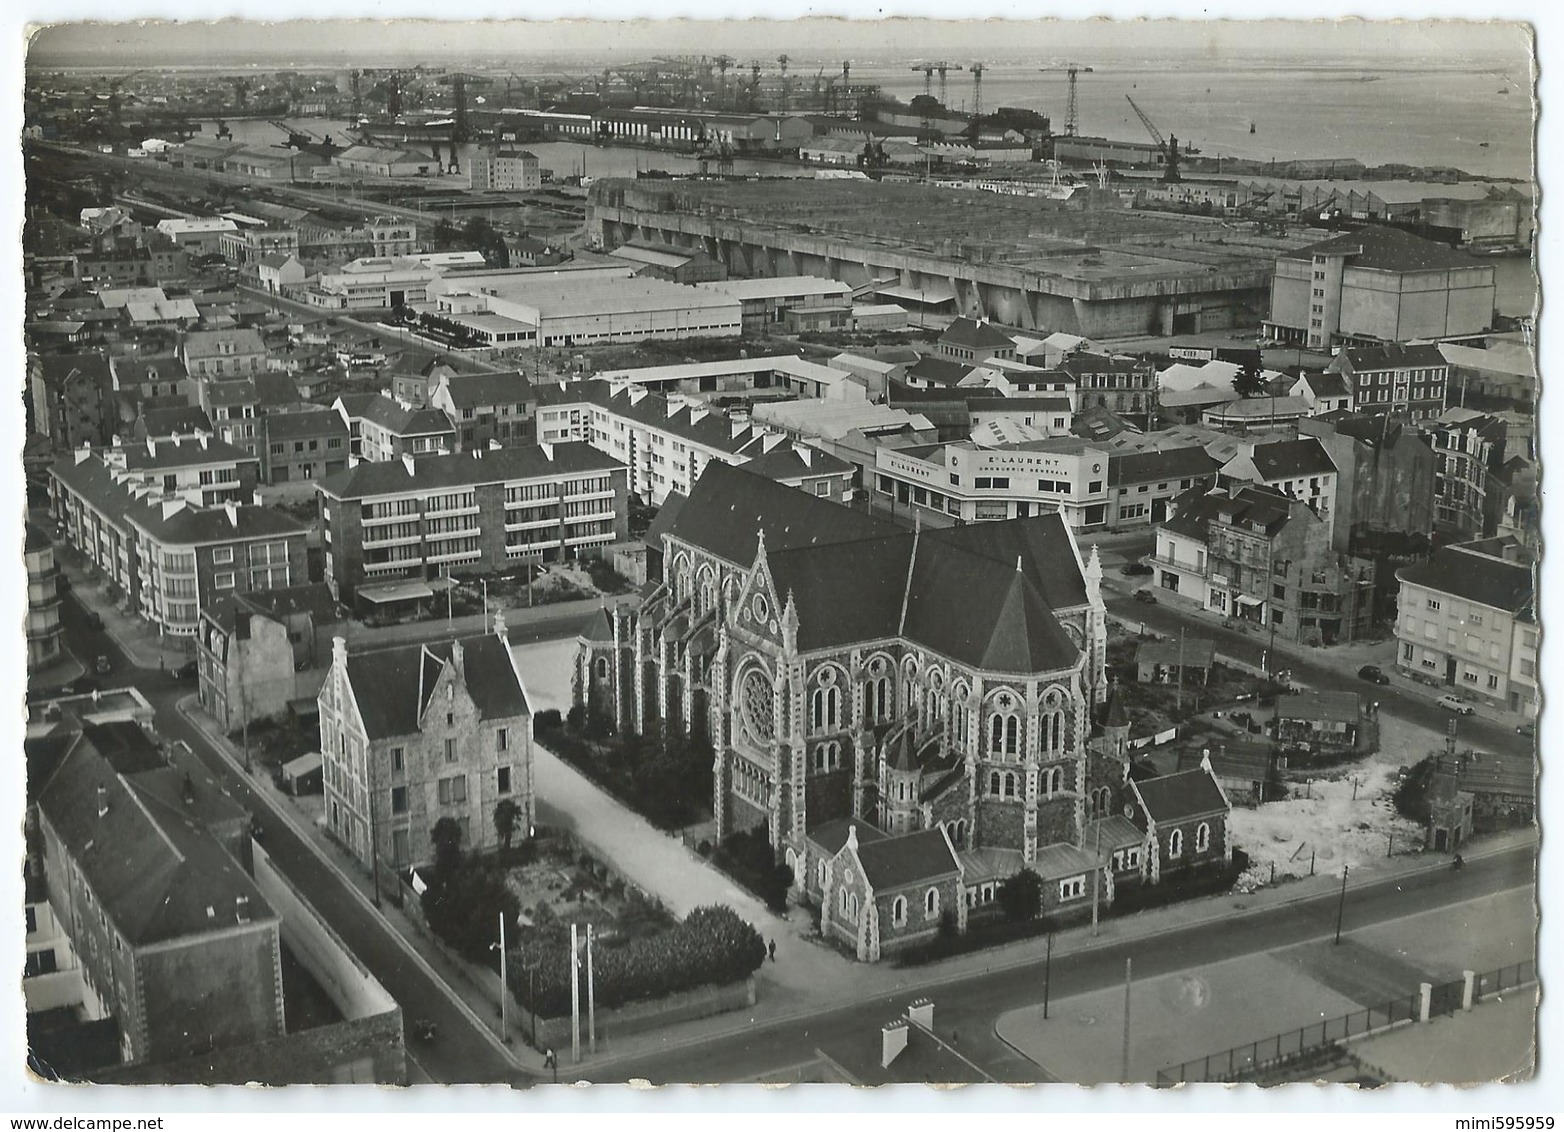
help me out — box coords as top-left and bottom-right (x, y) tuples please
(678, 463), (1089, 676)
(579, 606), (616, 644)
(855, 828), (961, 891)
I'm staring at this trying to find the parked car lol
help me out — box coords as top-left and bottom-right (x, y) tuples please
(1357, 665), (1390, 685)
(173, 660), (199, 681)
(84, 610), (104, 630)
(1516, 721), (1537, 738)
(1119, 562), (1153, 576)
(94, 655), (112, 676)
(1132, 589), (1158, 604)
(1436, 694), (1476, 716)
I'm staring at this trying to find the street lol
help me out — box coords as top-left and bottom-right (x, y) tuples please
(1091, 539), (1530, 758)
(581, 844), (1535, 1084)
(54, 590), (533, 1086)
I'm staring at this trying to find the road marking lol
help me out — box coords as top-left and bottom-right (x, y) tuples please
(173, 696), (530, 1079)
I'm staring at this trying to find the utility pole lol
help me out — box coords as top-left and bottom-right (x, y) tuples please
(1091, 818), (1102, 935)
(1121, 957), (1133, 1083)
(1043, 931), (1054, 1019)
(587, 922), (597, 1054)
(570, 922), (581, 1063)
(495, 911), (509, 1042)
(1334, 864), (1349, 945)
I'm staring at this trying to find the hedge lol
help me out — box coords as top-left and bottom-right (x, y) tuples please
(509, 904), (765, 1017)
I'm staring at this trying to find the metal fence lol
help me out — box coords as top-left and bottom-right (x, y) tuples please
(1155, 958), (1537, 1085)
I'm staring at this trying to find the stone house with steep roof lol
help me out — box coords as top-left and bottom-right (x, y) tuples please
(317, 616), (533, 879)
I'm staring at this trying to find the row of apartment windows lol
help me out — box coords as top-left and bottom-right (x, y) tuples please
(269, 438), (344, 456)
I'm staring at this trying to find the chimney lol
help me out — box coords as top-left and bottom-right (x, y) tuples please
(224, 502), (239, 528)
(450, 638), (466, 681)
(881, 1019), (910, 1068)
(97, 785), (108, 819)
(907, 998), (934, 1031)
(147, 437), (156, 456)
(198, 434), (208, 450)
(1201, 748), (1213, 773)
(540, 441), (554, 461)
(74, 446), (92, 465)
(798, 444), (812, 467)
(494, 609), (507, 639)
(235, 895), (251, 924)
(402, 452), (416, 476)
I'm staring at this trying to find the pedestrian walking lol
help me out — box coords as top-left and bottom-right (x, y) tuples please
(768, 939), (776, 962)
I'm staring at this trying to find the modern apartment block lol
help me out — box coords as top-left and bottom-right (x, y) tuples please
(316, 444), (629, 603)
(1395, 537), (1536, 715)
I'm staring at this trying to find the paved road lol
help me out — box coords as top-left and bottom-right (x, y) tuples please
(581, 844), (1534, 1084)
(57, 592), (531, 1086)
(1099, 583), (1529, 757)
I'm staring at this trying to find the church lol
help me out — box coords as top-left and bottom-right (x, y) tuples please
(576, 463), (1231, 961)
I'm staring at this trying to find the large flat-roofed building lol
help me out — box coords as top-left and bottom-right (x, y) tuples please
(1264, 226), (1496, 350)
(332, 145), (440, 178)
(874, 437), (1114, 530)
(306, 259), (439, 311)
(695, 276), (852, 333)
(316, 443), (629, 602)
(429, 270), (742, 348)
(591, 179), (1298, 337)
(593, 355), (868, 402)
(155, 217), (240, 257)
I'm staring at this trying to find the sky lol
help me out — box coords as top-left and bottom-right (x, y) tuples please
(24, 16), (1534, 69)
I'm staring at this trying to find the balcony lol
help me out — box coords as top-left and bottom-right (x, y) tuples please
(361, 530), (422, 550)
(425, 526), (479, 544)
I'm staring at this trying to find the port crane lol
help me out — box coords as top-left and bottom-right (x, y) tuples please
(1039, 63), (1090, 137)
(1125, 93), (1182, 182)
(268, 119), (340, 158)
(910, 61), (960, 106)
(970, 61), (985, 119)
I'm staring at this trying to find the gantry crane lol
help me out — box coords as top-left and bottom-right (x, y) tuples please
(1125, 94), (1181, 182)
(970, 61), (986, 119)
(1040, 62), (1091, 136)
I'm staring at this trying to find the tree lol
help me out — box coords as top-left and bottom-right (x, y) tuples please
(493, 797), (522, 853)
(1232, 360), (1268, 399)
(430, 816), (464, 879)
(998, 868), (1044, 923)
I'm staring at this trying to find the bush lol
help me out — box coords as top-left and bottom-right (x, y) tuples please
(511, 904), (764, 1016)
(710, 828), (792, 912)
(998, 869), (1044, 923)
(1393, 756), (1437, 824)
(534, 709), (563, 736)
(896, 913), (1055, 967)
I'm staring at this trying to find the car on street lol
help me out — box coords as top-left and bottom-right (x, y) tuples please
(173, 660), (199, 681)
(1132, 589), (1158, 604)
(1436, 694), (1476, 715)
(1357, 664), (1390, 685)
(84, 610), (104, 630)
(1516, 720), (1536, 738)
(1119, 562), (1153, 576)
(94, 655), (112, 676)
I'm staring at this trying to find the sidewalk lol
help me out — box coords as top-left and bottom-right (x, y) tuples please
(53, 546), (193, 672)
(344, 592), (641, 652)
(174, 695), (541, 1075)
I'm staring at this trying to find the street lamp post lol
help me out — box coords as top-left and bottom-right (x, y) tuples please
(1334, 864), (1349, 945)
